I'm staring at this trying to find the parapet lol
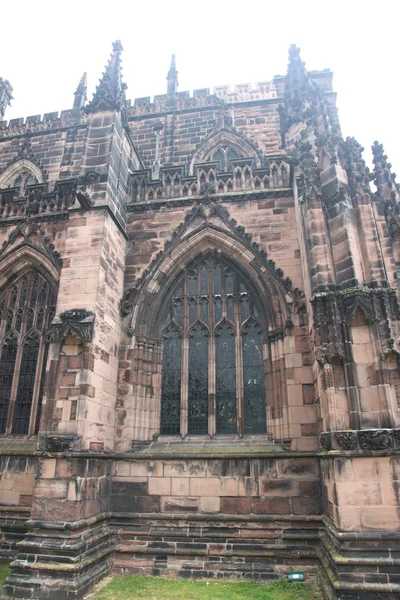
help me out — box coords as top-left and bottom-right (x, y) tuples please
(0, 109), (88, 138)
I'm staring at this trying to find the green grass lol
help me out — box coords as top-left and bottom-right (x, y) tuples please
(0, 566), (10, 588)
(94, 575), (321, 600)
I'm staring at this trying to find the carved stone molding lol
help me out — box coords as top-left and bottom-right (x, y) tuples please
(320, 429), (399, 452)
(393, 429), (400, 448)
(358, 429), (393, 451)
(319, 432), (332, 451)
(49, 309), (95, 343)
(334, 431), (358, 450)
(40, 435), (76, 452)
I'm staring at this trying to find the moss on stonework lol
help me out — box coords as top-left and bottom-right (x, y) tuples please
(0, 439), (36, 454)
(136, 441), (286, 457)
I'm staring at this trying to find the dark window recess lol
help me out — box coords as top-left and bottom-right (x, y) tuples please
(243, 321), (266, 434)
(160, 326), (182, 436)
(188, 323), (209, 434)
(160, 255), (266, 436)
(0, 271), (56, 436)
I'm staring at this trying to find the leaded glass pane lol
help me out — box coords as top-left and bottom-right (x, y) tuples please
(200, 298), (208, 324)
(19, 278), (28, 307)
(174, 298), (183, 326)
(160, 327), (181, 435)
(189, 298), (197, 325)
(0, 272), (56, 436)
(0, 339), (17, 433)
(243, 322), (266, 434)
(216, 323), (236, 434)
(215, 296), (222, 323)
(15, 310), (22, 333)
(30, 278), (39, 307)
(214, 263), (222, 294)
(188, 324), (208, 434)
(225, 269), (234, 294)
(200, 264), (208, 295)
(227, 295), (235, 322)
(240, 294), (250, 322)
(12, 335), (39, 434)
(9, 286), (17, 308)
(188, 272), (197, 296)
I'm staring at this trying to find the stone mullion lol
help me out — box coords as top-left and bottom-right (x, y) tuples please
(180, 275), (189, 438)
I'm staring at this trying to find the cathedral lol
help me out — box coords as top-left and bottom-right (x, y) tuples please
(0, 42), (399, 600)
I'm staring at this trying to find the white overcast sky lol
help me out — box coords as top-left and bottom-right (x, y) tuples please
(1, 0), (399, 173)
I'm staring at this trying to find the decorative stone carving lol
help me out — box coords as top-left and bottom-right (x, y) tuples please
(334, 431), (358, 450)
(358, 429), (393, 451)
(319, 433), (332, 451)
(120, 200), (303, 319)
(41, 435), (75, 452)
(49, 309), (95, 343)
(393, 429), (400, 448)
(0, 220), (63, 270)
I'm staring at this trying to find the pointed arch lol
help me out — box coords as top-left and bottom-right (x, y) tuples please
(0, 243), (58, 437)
(130, 225), (289, 339)
(189, 129), (263, 175)
(0, 159), (44, 191)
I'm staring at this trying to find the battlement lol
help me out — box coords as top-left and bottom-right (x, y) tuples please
(0, 109), (88, 138)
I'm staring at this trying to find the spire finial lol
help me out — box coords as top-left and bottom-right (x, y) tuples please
(0, 77), (14, 121)
(372, 141), (399, 202)
(73, 72), (87, 110)
(167, 54), (178, 96)
(87, 41), (126, 113)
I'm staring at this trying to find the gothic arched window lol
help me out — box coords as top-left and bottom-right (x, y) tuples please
(160, 256), (266, 436)
(10, 171), (38, 196)
(0, 271), (55, 436)
(210, 147), (239, 172)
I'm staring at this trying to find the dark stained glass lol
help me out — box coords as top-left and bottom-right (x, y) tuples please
(26, 309), (34, 332)
(19, 277), (28, 307)
(9, 286), (17, 308)
(0, 272), (56, 436)
(200, 298), (208, 324)
(189, 298), (197, 325)
(216, 323), (236, 434)
(15, 310), (22, 333)
(0, 339), (17, 434)
(12, 335), (40, 435)
(160, 327), (181, 435)
(188, 272), (197, 296)
(227, 295), (235, 322)
(188, 324), (208, 434)
(240, 294), (250, 322)
(243, 322), (266, 434)
(160, 255), (266, 438)
(214, 263), (222, 294)
(30, 277), (39, 307)
(174, 298), (183, 326)
(200, 264), (208, 295)
(215, 296), (222, 322)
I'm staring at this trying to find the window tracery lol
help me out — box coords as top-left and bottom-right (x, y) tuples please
(209, 146), (240, 171)
(10, 171), (38, 196)
(0, 271), (55, 435)
(160, 256), (266, 436)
